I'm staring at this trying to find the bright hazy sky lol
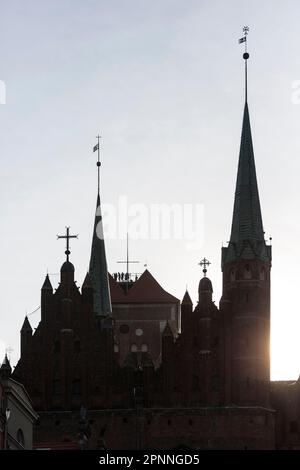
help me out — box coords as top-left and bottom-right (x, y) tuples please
(1, 0), (300, 380)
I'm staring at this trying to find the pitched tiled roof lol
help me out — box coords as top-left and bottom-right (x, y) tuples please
(109, 269), (179, 304)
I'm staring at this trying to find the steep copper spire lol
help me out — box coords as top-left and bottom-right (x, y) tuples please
(230, 103), (264, 244)
(89, 138), (112, 317)
(222, 42), (271, 266)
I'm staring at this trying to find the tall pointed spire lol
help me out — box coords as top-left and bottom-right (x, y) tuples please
(222, 31), (271, 265)
(89, 136), (112, 317)
(230, 103), (264, 244)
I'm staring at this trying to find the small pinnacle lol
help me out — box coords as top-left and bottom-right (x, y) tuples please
(182, 290), (193, 306)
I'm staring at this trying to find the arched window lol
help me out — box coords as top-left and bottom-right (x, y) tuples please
(131, 344), (137, 352)
(17, 428), (25, 447)
(260, 267), (265, 281)
(114, 344), (119, 353)
(141, 344), (148, 352)
(243, 265), (252, 279)
(230, 269), (235, 282)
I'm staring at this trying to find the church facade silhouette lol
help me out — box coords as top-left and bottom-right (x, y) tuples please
(11, 51), (300, 450)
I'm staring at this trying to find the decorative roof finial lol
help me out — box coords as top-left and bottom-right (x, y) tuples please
(239, 26), (250, 103)
(93, 134), (101, 196)
(199, 257), (211, 277)
(57, 226), (78, 262)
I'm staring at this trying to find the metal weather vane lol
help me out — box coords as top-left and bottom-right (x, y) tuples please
(238, 26), (250, 103)
(93, 134), (101, 195)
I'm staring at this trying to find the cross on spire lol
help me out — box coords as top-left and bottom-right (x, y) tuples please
(57, 226), (78, 262)
(199, 257), (211, 277)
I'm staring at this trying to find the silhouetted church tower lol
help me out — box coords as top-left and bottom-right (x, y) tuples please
(89, 135), (112, 319)
(221, 42), (272, 407)
(13, 30), (291, 450)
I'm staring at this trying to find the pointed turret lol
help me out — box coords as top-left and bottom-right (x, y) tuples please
(182, 290), (192, 306)
(162, 321), (173, 338)
(89, 194), (112, 317)
(21, 316), (32, 333)
(222, 103), (271, 265)
(0, 354), (12, 379)
(21, 316), (32, 358)
(41, 274), (53, 323)
(181, 290), (193, 334)
(42, 274), (53, 291)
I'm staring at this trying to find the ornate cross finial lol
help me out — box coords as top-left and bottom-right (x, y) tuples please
(199, 257), (211, 277)
(57, 226), (78, 262)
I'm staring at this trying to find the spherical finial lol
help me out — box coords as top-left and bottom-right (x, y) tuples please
(243, 52), (249, 60)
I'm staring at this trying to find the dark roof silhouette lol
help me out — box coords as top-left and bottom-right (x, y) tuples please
(109, 269), (179, 304)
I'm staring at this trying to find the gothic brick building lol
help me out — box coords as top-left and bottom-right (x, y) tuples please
(11, 54), (300, 450)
